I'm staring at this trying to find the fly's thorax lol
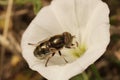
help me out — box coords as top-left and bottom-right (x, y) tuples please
(49, 35), (65, 49)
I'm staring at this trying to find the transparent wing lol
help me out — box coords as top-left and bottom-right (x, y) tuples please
(28, 37), (50, 47)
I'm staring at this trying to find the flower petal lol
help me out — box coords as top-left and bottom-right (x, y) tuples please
(32, 6), (63, 35)
(50, 0), (79, 34)
(50, 0), (103, 35)
(21, 6), (64, 68)
(63, 2), (110, 79)
(82, 2), (110, 47)
(64, 45), (108, 79)
(75, 0), (102, 29)
(21, 0), (110, 80)
(32, 65), (68, 80)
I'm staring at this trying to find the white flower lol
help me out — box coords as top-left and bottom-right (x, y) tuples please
(21, 0), (110, 80)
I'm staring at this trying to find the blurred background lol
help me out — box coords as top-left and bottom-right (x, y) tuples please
(0, 0), (120, 80)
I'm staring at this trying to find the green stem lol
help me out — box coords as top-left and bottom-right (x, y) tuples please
(90, 64), (102, 80)
(70, 72), (88, 80)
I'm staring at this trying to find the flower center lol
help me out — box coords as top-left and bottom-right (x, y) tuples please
(70, 44), (87, 58)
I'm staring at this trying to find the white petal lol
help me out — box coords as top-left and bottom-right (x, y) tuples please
(62, 2), (110, 79)
(21, 5), (71, 80)
(21, 6), (64, 69)
(50, 0), (102, 35)
(83, 2), (110, 47)
(76, 0), (101, 29)
(50, 0), (79, 35)
(32, 65), (67, 80)
(21, 0), (110, 80)
(64, 45), (107, 79)
(32, 6), (63, 35)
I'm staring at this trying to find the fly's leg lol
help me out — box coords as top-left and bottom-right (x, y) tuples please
(65, 46), (75, 49)
(58, 51), (68, 63)
(76, 41), (78, 47)
(49, 48), (56, 52)
(65, 41), (78, 49)
(72, 35), (78, 47)
(45, 53), (55, 67)
(71, 41), (78, 47)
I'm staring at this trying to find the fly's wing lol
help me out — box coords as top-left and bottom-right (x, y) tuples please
(28, 32), (64, 47)
(28, 37), (50, 47)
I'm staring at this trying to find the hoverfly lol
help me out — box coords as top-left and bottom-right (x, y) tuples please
(28, 32), (78, 67)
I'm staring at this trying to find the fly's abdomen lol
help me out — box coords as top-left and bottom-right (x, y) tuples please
(34, 46), (49, 59)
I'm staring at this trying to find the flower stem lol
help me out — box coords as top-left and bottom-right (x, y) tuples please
(90, 64), (102, 80)
(70, 72), (88, 80)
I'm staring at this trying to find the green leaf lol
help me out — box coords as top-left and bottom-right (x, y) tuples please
(70, 72), (89, 80)
(32, 0), (42, 14)
(14, 0), (42, 14)
(90, 64), (102, 80)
